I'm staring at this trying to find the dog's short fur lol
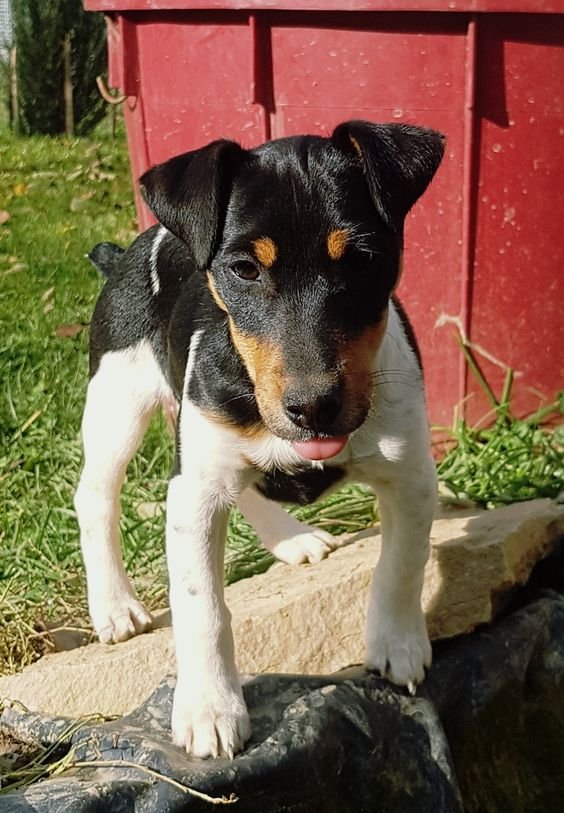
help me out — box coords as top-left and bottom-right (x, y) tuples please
(75, 120), (444, 759)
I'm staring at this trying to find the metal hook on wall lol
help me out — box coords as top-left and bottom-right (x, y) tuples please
(96, 75), (127, 105)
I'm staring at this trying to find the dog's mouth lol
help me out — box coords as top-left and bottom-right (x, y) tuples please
(290, 435), (349, 461)
(257, 402), (366, 461)
(256, 396), (369, 460)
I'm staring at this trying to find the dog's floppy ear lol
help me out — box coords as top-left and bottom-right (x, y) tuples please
(332, 121), (445, 235)
(140, 139), (246, 270)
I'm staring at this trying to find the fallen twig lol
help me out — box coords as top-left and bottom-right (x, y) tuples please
(70, 759), (238, 805)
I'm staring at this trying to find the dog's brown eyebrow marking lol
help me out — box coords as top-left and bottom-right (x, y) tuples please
(252, 237), (278, 268)
(327, 229), (349, 261)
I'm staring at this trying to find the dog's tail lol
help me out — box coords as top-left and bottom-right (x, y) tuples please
(87, 242), (125, 278)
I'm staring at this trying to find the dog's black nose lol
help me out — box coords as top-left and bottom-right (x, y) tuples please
(283, 382), (343, 432)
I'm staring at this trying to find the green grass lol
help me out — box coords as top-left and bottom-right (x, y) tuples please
(438, 408), (564, 508)
(0, 119), (562, 678)
(0, 120), (142, 671)
(437, 350), (564, 508)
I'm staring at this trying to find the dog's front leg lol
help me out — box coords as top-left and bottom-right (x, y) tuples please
(362, 453), (437, 692)
(166, 417), (250, 758)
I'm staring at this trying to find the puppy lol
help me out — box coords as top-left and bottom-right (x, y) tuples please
(75, 120), (444, 759)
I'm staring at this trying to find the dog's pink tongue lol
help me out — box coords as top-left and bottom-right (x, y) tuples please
(291, 436), (348, 461)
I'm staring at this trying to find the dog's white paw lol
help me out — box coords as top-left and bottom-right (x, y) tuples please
(365, 609), (432, 691)
(270, 528), (336, 565)
(171, 687), (251, 759)
(92, 595), (153, 644)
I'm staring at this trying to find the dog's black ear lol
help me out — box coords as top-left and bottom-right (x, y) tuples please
(140, 139), (246, 270)
(332, 121), (445, 235)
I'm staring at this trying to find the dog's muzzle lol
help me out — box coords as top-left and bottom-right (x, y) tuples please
(282, 380), (343, 434)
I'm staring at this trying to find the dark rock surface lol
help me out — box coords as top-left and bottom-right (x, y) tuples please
(1, 592), (563, 812)
(425, 591), (564, 813)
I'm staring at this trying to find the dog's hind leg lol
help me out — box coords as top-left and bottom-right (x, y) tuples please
(237, 487), (337, 565)
(75, 340), (175, 644)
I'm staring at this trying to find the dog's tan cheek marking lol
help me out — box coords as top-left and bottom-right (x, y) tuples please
(252, 237), (278, 268)
(228, 318), (257, 383)
(228, 318), (286, 418)
(202, 407), (266, 440)
(327, 229), (349, 261)
(206, 273), (227, 312)
(393, 253), (404, 292)
(339, 311), (389, 386)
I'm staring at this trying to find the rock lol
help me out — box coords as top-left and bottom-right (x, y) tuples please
(424, 497), (564, 638)
(0, 499), (562, 718)
(424, 591), (564, 813)
(0, 628), (176, 719)
(1, 592), (563, 812)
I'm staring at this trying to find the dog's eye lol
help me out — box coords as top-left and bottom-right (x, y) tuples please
(347, 247), (380, 271)
(231, 261), (261, 281)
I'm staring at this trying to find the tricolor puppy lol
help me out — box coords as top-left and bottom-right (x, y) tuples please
(75, 120), (444, 759)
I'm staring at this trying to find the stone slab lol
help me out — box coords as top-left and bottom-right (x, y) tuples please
(0, 498), (562, 718)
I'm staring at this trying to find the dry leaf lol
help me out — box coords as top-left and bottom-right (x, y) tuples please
(0, 210), (10, 225)
(54, 322), (85, 338)
(6, 262), (27, 274)
(70, 191), (95, 212)
(66, 167), (84, 181)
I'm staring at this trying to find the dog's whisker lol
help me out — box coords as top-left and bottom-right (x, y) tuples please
(371, 381), (415, 391)
(370, 373), (414, 383)
(216, 393), (255, 409)
(372, 376), (413, 383)
(371, 380), (413, 388)
(371, 369), (412, 378)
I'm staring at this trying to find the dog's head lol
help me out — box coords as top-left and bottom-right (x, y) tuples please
(141, 121), (444, 457)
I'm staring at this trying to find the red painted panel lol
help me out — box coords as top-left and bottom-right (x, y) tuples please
(134, 14), (269, 163)
(117, 13), (270, 226)
(469, 16), (564, 420)
(85, 1), (564, 14)
(123, 100), (151, 223)
(268, 14), (467, 115)
(135, 16), (254, 108)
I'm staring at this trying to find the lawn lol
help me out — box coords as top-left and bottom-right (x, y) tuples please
(0, 118), (562, 677)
